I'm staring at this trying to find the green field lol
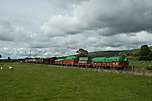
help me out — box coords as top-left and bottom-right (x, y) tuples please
(129, 59), (152, 70)
(0, 63), (152, 101)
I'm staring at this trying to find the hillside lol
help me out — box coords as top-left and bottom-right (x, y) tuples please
(128, 46), (152, 57)
(88, 50), (124, 58)
(85, 45), (152, 60)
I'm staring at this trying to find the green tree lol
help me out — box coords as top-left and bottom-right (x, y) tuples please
(148, 52), (152, 60)
(8, 57), (11, 60)
(76, 48), (88, 57)
(139, 45), (151, 60)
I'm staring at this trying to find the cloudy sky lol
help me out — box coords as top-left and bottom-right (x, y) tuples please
(0, 0), (152, 58)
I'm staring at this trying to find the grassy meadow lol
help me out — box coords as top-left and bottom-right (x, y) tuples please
(128, 58), (152, 70)
(0, 63), (152, 101)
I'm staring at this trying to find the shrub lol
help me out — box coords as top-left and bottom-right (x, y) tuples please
(146, 65), (152, 70)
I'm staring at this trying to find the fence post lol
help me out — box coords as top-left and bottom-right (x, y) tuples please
(131, 65), (135, 75)
(142, 68), (145, 76)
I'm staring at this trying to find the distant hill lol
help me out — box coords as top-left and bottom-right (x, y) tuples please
(87, 50), (124, 58)
(86, 46), (152, 58)
(128, 46), (152, 56)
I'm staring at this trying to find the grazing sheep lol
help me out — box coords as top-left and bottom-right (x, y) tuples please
(0, 67), (3, 70)
(8, 66), (14, 70)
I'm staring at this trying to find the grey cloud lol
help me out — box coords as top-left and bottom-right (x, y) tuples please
(0, 19), (32, 42)
(80, 0), (152, 35)
(0, 20), (15, 41)
(42, 0), (152, 36)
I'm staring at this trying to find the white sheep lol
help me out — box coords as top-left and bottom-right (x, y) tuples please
(0, 67), (3, 70)
(8, 66), (14, 70)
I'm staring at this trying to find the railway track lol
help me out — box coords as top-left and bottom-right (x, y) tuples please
(48, 65), (152, 77)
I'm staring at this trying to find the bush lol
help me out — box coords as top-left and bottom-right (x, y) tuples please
(139, 45), (152, 61)
(146, 65), (152, 70)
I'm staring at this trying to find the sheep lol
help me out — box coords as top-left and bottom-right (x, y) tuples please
(0, 66), (3, 70)
(8, 66), (14, 70)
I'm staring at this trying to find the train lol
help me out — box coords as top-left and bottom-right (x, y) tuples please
(25, 57), (56, 64)
(25, 55), (129, 69)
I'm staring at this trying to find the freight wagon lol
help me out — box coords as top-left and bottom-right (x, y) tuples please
(78, 57), (92, 67)
(54, 56), (66, 65)
(92, 57), (128, 69)
(25, 58), (43, 64)
(63, 56), (79, 66)
(43, 57), (56, 64)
